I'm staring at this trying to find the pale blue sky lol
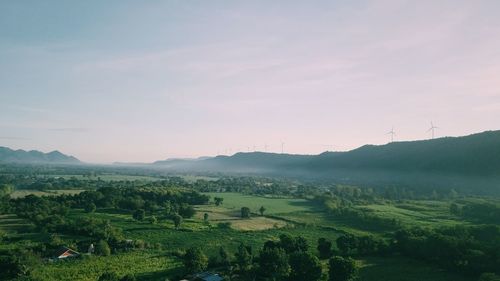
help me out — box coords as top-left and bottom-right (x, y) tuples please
(1, 1), (500, 163)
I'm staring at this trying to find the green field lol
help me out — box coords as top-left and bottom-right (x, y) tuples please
(203, 192), (320, 215)
(32, 252), (181, 281)
(355, 201), (463, 227)
(1, 191), (479, 281)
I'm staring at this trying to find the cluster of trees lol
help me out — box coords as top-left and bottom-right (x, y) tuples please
(315, 195), (401, 230)
(392, 225), (500, 276)
(73, 186), (209, 210)
(0, 248), (41, 280)
(451, 201), (500, 224)
(1, 186), (210, 266)
(182, 234), (358, 281)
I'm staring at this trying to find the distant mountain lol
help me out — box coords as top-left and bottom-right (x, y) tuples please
(150, 130), (500, 193)
(303, 130), (500, 176)
(0, 147), (80, 164)
(152, 130), (500, 176)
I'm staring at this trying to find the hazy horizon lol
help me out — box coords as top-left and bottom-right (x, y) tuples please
(2, 1), (500, 163)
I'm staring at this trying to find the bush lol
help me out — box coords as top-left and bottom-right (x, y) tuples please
(96, 240), (111, 256)
(172, 214), (183, 229)
(328, 256), (358, 281)
(217, 222), (232, 229)
(134, 239), (146, 250)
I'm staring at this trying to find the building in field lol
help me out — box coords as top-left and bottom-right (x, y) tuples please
(53, 247), (80, 259)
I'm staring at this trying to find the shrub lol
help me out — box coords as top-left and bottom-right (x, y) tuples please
(96, 240), (111, 256)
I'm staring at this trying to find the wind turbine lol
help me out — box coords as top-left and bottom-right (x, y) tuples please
(281, 142), (285, 154)
(387, 127), (396, 143)
(428, 122), (438, 139)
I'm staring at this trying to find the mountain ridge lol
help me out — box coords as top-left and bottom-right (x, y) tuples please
(0, 147), (80, 164)
(150, 130), (500, 178)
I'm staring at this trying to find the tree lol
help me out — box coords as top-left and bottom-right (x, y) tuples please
(257, 247), (290, 280)
(203, 213), (209, 222)
(235, 243), (253, 271)
(279, 234), (308, 254)
(183, 247), (208, 273)
(241, 207), (251, 218)
(318, 238), (333, 259)
(132, 209), (145, 221)
(259, 206), (266, 216)
(0, 255), (29, 279)
(295, 236), (309, 252)
(84, 203), (96, 213)
(172, 214), (183, 229)
(289, 252), (322, 281)
(96, 240), (111, 256)
(336, 235), (357, 256)
(98, 272), (119, 281)
(214, 197), (224, 206)
(328, 256), (357, 281)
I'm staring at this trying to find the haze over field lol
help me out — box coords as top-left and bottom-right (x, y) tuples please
(1, 1), (500, 163)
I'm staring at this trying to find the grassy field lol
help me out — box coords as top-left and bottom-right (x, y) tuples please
(194, 205), (288, 231)
(355, 200), (463, 227)
(203, 192), (320, 215)
(32, 251), (182, 281)
(1, 192), (478, 281)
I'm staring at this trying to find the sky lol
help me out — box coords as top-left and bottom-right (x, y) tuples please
(1, 0), (500, 163)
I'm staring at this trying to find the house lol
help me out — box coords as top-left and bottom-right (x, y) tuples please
(53, 246), (80, 259)
(191, 272), (224, 281)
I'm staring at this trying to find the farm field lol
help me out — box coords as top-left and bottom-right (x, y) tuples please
(0, 188), (485, 281)
(32, 251), (182, 281)
(203, 192), (320, 215)
(354, 201), (465, 227)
